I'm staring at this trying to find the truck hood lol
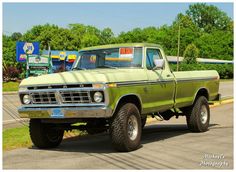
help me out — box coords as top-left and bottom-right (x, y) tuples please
(20, 69), (148, 87)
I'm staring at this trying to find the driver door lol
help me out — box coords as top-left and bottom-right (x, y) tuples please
(145, 48), (175, 112)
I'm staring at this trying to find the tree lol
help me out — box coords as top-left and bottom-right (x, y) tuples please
(166, 13), (200, 56)
(3, 35), (17, 67)
(3, 34), (23, 81)
(11, 32), (22, 41)
(183, 43), (199, 64)
(186, 3), (232, 32)
(100, 28), (115, 44)
(69, 23), (102, 48)
(117, 28), (147, 43)
(194, 30), (233, 60)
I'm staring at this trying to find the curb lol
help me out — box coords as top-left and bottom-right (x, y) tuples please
(210, 98), (233, 108)
(3, 119), (29, 125)
(3, 91), (18, 95)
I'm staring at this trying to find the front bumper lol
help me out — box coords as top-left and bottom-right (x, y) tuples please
(18, 106), (113, 119)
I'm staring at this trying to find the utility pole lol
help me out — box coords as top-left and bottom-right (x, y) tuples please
(177, 23), (180, 71)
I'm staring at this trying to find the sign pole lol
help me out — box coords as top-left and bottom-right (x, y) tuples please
(26, 51), (29, 78)
(177, 23), (180, 71)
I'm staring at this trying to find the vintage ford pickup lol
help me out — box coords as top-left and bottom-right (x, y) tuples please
(18, 43), (220, 152)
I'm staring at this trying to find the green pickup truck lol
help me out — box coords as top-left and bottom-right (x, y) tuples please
(18, 43), (220, 152)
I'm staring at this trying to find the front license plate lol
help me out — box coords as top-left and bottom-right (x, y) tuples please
(51, 108), (64, 118)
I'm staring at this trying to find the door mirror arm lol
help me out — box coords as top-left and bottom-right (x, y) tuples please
(152, 59), (165, 70)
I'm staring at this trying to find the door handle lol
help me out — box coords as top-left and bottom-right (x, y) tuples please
(166, 74), (171, 77)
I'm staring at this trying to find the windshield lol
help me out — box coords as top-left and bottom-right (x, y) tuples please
(72, 47), (143, 70)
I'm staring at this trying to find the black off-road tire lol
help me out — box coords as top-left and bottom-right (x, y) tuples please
(110, 103), (142, 152)
(29, 119), (64, 149)
(186, 96), (210, 132)
(141, 116), (147, 129)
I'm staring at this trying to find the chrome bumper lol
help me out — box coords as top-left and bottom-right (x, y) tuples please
(18, 106), (113, 119)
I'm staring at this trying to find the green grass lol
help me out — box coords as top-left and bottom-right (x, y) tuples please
(3, 125), (32, 151)
(3, 82), (20, 92)
(3, 125), (87, 151)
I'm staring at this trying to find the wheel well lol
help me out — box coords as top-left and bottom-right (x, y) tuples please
(114, 95), (142, 114)
(195, 88), (209, 101)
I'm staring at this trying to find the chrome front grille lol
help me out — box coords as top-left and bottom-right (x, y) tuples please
(30, 92), (57, 104)
(60, 91), (91, 104)
(30, 91), (92, 104)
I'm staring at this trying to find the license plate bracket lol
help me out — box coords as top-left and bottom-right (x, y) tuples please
(51, 108), (64, 118)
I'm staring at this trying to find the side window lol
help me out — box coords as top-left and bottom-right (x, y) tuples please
(132, 47), (142, 67)
(146, 48), (162, 70)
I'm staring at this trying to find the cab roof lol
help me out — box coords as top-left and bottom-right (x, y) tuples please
(79, 43), (163, 51)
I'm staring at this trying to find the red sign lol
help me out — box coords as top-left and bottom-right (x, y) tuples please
(119, 48), (133, 58)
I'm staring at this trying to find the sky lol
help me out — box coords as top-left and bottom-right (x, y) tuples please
(3, 2), (234, 36)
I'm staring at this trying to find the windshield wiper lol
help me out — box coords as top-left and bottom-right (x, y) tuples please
(97, 65), (118, 69)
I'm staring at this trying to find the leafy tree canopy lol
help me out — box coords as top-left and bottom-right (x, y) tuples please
(183, 43), (199, 64)
(3, 3), (233, 76)
(186, 3), (232, 32)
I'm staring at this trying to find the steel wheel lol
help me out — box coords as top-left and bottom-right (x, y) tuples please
(127, 115), (138, 141)
(200, 105), (208, 124)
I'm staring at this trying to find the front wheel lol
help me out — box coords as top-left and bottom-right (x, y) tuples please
(29, 119), (64, 149)
(110, 103), (142, 152)
(186, 96), (210, 132)
(141, 116), (147, 129)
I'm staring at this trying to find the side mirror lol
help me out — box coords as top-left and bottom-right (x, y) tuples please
(153, 59), (165, 70)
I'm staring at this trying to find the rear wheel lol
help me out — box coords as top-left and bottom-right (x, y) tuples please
(110, 103), (142, 152)
(186, 96), (210, 132)
(29, 119), (64, 149)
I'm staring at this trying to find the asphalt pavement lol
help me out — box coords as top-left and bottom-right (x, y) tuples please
(3, 103), (233, 169)
(219, 81), (233, 98)
(2, 81), (233, 129)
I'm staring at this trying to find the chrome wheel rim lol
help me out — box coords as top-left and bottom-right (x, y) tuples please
(127, 115), (138, 141)
(200, 105), (208, 124)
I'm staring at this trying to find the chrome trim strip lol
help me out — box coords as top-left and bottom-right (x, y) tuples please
(148, 80), (174, 84)
(20, 103), (105, 108)
(116, 80), (148, 86)
(116, 80), (174, 86)
(176, 77), (217, 82)
(115, 77), (217, 86)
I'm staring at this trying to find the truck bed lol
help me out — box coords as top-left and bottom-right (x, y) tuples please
(173, 70), (220, 108)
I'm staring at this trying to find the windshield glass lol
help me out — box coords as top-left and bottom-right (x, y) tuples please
(73, 47), (143, 70)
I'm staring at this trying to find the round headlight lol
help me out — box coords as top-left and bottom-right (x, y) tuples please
(23, 95), (31, 104)
(94, 92), (103, 103)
